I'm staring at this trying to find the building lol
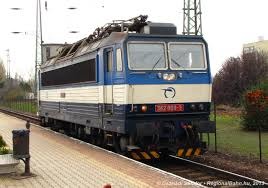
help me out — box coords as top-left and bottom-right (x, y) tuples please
(243, 37), (268, 53)
(42, 43), (67, 63)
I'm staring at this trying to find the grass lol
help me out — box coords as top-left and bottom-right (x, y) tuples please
(204, 115), (268, 160)
(0, 100), (37, 114)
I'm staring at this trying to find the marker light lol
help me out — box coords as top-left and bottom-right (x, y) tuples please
(157, 72), (162, 79)
(133, 105), (138, 112)
(190, 104), (196, 111)
(198, 104), (205, 111)
(141, 105), (148, 112)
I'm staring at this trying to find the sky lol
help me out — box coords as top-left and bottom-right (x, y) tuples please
(0, 0), (268, 80)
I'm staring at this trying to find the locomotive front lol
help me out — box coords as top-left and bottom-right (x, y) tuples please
(123, 23), (215, 158)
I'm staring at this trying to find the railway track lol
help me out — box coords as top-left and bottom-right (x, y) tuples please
(0, 108), (40, 124)
(154, 156), (267, 187)
(0, 108), (267, 187)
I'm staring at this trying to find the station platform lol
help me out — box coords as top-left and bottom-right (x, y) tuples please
(0, 113), (202, 188)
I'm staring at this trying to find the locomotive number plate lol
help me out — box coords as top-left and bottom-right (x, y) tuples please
(155, 104), (184, 112)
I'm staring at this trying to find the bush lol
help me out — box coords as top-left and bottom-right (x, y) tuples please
(0, 81), (4, 88)
(0, 135), (9, 155)
(0, 135), (7, 147)
(3, 87), (25, 100)
(0, 147), (9, 155)
(242, 83), (268, 130)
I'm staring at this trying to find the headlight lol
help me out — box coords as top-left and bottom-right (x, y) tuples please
(168, 73), (176, 80)
(163, 73), (176, 81)
(163, 73), (169, 80)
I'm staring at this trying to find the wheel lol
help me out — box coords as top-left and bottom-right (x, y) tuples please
(114, 135), (129, 154)
(40, 117), (46, 127)
(90, 135), (97, 145)
(96, 130), (104, 146)
(77, 126), (85, 140)
(119, 136), (129, 152)
(114, 135), (121, 153)
(51, 119), (60, 132)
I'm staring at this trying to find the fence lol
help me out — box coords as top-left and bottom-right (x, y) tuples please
(204, 103), (267, 163)
(0, 98), (37, 115)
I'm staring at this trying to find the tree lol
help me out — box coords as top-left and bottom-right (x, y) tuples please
(0, 59), (6, 88)
(27, 70), (35, 92)
(240, 51), (268, 89)
(19, 82), (32, 92)
(213, 51), (268, 106)
(2, 71), (34, 100)
(3, 87), (25, 100)
(212, 57), (242, 105)
(0, 59), (6, 82)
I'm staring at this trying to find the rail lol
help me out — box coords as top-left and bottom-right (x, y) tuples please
(154, 155), (267, 187)
(0, 108), (40, 125)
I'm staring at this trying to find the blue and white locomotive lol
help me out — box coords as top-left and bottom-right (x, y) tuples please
(39, 15), (215, 160)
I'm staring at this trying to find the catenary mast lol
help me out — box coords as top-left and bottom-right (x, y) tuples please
(183, 0), (202, 35)
(6, 49), (11, 79)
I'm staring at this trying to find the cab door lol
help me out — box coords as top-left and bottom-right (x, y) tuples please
(103, 48), (114, 115)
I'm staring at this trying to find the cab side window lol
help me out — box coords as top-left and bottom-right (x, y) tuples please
(116, 48), (123, 72)
(106, 50), (113, 72)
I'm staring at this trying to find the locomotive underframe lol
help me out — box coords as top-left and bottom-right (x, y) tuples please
(40, 105), (215, 157)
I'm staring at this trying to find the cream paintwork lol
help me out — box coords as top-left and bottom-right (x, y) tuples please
(40, 84), (212, 104)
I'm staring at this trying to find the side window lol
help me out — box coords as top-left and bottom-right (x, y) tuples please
(41, 59), (96, 86)
(106, 50), (113, 72)
(116, 48), (123, 72)
(46, 47), (50, 60)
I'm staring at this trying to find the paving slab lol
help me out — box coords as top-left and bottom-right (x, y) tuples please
(0, 112), (202, 188)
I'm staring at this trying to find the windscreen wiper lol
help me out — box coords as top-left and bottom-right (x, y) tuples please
(171, 58), (190, 74)
(171, 58), (183, 68)
(151, 55), (163, 71)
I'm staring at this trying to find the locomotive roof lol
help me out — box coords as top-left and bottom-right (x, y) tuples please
(41, 32), (128, 69)
(41, 15), (205, 71)
(41, 32), (205, 72)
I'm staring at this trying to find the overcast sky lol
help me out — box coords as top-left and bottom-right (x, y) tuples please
(0, 0), (268, 79)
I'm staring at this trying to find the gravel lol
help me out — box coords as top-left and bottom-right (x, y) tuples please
(192, 151), (268, 183)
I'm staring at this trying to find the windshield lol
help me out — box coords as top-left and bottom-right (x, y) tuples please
(128, 42), (167, 70)
(169, 43), (206, 70)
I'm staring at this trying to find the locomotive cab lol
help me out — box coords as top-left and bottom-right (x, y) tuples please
(120, 32), (214, 157)
(99, 24), (215, 158)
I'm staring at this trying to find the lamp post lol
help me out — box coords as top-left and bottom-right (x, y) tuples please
(9, 7), (23, 80)
(10, 4), (41, 107)
(11, 2), (78, 115)
(35, 0), (43, 115)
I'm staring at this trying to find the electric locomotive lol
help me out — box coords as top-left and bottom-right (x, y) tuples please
(39, 15), (215, 160)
